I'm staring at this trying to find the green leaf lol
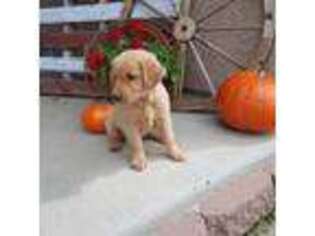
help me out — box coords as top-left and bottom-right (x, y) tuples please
(146, 41), (181, 85)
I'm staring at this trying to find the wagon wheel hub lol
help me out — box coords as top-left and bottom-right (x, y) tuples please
(173, 17), (196, 42)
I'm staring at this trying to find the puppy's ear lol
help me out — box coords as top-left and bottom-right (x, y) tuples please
(140, 55), (166, 90)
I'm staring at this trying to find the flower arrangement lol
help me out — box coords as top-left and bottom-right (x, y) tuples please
(85, 20), (180, 94)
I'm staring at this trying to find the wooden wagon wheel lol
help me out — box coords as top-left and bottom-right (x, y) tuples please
(130, 0), (275, 112)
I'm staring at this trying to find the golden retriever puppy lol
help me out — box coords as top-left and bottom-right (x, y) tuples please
(106, 49), (186, 171)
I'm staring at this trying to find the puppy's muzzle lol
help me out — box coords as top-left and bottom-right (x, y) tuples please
(108, 95), (122, 104)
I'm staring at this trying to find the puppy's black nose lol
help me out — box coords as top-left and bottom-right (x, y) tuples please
(108, 95), (121, 104)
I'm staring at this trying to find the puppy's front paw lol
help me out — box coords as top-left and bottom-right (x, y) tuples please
(169, 148), (187, 162)
(130, 156), (148, 172)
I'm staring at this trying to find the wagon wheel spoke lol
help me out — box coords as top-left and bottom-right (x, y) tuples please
(137, 0), (176, 24)
(152, 20), (174, 36)
(191, 0), (200, 17)
(176, 42), (188, 99)
(194, 34), (247, 69)
(198, 25), (263, 33)
(197, 0), (236, 25)
(188, 40), (217, 95)
(180, 0), (191, 17)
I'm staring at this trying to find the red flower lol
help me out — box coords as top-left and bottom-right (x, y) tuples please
(128, 20), (146, 32)
(86, 50), (105, 71)
(130, 38), (144, 49)
(127, 20), (150, 39)
(104, 27), (125, 42)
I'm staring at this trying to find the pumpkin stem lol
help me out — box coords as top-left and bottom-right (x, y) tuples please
(259, 60), (265, 70)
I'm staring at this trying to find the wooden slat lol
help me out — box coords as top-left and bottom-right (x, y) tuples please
(40, 3), (124, 24)
(40, 30), (127, 48)
(172, 97), (217, 113)
(40, 77), (106, 98)
(40, 57), (84, 72)
(40, 0), (175, 25)
(40, 32), (93, 48)
(62, 0), (73, 80)
(131, 0), (176, 19)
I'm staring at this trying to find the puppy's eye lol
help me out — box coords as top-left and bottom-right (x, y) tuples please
(126, 73), (137, 81)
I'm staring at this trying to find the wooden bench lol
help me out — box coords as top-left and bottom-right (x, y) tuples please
(40, 0), (176, 97)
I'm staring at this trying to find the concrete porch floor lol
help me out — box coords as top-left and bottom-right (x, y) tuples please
(40, 97), (274, 236)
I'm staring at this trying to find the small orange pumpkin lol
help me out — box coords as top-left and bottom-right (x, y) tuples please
(81, 103), (113, 134)
(216, 70), (275, 133)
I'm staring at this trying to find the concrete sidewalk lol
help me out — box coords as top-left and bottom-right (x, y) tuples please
(40, 97), (274, 236)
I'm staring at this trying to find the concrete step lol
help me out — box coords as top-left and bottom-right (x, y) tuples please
(151, 158), (275, 236)
(40, 97), (275, 236)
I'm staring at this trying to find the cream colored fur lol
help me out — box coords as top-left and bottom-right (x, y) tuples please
(106, 50), (186, 171)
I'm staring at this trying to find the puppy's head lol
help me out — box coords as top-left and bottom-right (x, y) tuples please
(109, 49), (166, 104)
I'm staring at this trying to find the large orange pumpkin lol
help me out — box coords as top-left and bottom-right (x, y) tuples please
(81, 103), (113, 134)
(216, 70), (275, 133)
